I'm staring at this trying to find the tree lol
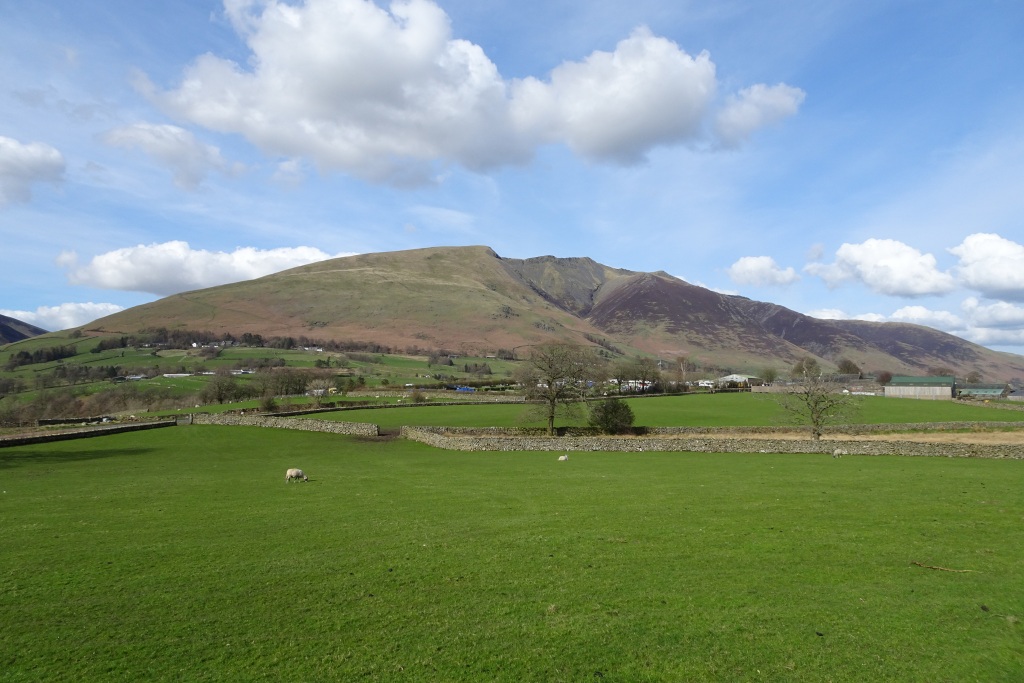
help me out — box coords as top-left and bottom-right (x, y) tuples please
(790, 356), (821, 378)
(761, 367), (779, 385)
(774, 358), (857, 440)
(875, 371), (893, 386)
(201, 372), (239, 405)
(515, 343), (599, 436)
(836, 358), (861, 376)
(588, 398), (635, 434)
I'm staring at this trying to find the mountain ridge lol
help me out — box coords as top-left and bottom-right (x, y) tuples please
(75, 245), (1024, 382)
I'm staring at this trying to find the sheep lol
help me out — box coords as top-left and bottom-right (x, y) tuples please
(285, 468), (309, 482)
(558, 454), (569, 461)
(832, 448), (847, 458)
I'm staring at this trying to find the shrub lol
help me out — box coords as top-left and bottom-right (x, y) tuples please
(588, 397), (635, 434)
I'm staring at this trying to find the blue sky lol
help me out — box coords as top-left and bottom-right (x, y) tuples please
(2, 0), (1023, 353)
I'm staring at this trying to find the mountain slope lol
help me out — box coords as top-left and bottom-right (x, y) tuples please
(80, 245), (1024, 381)
(0, 314), (47, 345)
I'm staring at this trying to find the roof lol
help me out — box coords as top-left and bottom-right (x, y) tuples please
(888, 376), (956, 387)
(958, 384), (1009, 397)
(718, 374), (763, 383)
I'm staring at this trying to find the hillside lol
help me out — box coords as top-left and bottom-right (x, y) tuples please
(0, 314), (47, 345)
(79, 245), (1024, 381)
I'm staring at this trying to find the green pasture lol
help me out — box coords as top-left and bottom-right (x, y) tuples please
(1, 426), (1021, 681)
(310, 393), (1024, 430)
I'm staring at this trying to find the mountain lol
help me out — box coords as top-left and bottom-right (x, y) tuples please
(80, 245), (1024, 381)
(0, 314), (47, 345)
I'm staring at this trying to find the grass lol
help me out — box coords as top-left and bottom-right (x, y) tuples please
(309, 393), (1024, 430)
(2, 426), (1022, 681)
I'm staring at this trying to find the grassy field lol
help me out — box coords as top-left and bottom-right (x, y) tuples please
(309, 393), (1024, 430)
(2, 426), (1022, 681)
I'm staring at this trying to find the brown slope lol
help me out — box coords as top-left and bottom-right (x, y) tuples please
(77, 244), (1024, 380)
(584, 273), (815, 368)
(84, 246), (612, 353)
(830, 319), (1024, 382)
(0, 314), (48, 345)
(500, 255), (635, 316)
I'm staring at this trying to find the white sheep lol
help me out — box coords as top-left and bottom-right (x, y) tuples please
(832, 448), (847, 458)
(285, 468), (309, 482)
(558, 454), (569, 461)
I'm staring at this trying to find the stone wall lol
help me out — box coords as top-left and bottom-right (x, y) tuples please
(191, 413), (379, 436)
(0, 420), (177, 448)
(401, 426), (1023, 459)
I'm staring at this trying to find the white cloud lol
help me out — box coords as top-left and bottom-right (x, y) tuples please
(961, 297), (1024, 329)
(407, 205), (476, 234)
(715, 83), (806, 148)
(0, 302), (125, 331)
(806, 308), (845, 319)
(889, 305), (964, 329)
(512, 27), (719, 163)
(147, 0), (802, 184)
(727, 255), (799, 286)
(806, 308), (887, 322)
(0, 136), (65, 206)
(101, 123), (235, 190)
(950, 233), (1024, 302)
(59, 241), (354, 296)
(804, 238), (956, 297)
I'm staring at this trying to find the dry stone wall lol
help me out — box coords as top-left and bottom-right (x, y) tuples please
(191, 413), (379, 436)
(401, 426), (1023, 459)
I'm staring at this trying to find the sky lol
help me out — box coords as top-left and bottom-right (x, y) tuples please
(1, 0), (1023, 354)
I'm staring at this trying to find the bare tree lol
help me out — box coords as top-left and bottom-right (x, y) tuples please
(515, 343), (600, 435)
(773, 357), (857, 440)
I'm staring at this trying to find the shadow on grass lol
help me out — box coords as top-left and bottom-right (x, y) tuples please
(0, 447), (157, 470)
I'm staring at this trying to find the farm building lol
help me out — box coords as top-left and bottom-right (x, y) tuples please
(957, 383), (1010, 400)
(884, 376), (956, 400)
(717, 374), (764, 387)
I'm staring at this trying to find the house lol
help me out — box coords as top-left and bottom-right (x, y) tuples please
(884, 376), (956, 400)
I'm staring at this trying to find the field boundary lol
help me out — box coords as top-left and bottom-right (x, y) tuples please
(190, 412), (380, 436)
(0, 419), (177, 448)
(401, 425), (1024, 458)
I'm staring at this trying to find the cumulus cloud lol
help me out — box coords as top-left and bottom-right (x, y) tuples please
(59, 241), (354, 296)
(715, 83), (806, 148)
(804, 238), (956, 297)
(511, 27), (718, 163)
(806, 308), (845, 319)
(961, 297), (1024, 329)
(889, 305), (964, 329)
(0, 302), (125, 331)
(727, 255), (799, 287)
(146, 0), (803, 184)
(0, 136), (65, 206)
(101, 123), (235, 189)
(950, 232), (1024, 301)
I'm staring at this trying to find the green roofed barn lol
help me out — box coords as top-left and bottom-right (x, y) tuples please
(884, 376), (956, 400)
(957, 383), (1010, 400)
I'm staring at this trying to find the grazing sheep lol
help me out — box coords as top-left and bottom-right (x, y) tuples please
(558, 454), (569, 461)
(285, 468), (308, 482)
(832, 448), (847, 458)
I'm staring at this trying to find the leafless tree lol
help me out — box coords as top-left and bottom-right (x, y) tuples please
(774, 357), (857, 440)
(515, 343), (600, 435)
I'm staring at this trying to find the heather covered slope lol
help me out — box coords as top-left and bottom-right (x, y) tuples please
(0, 314), (47, 345)
(80, 245), (1024, 380)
